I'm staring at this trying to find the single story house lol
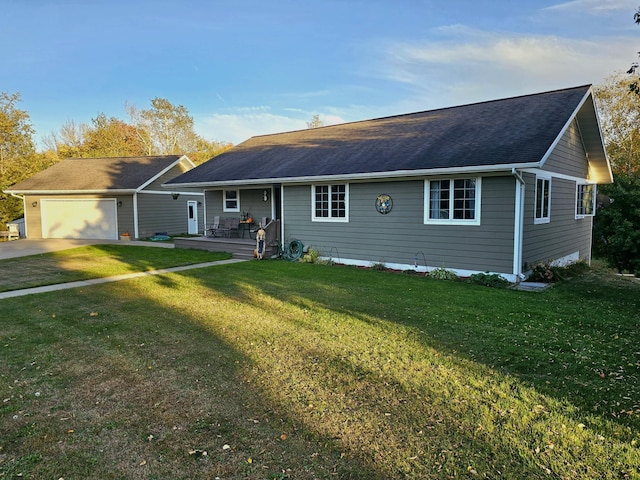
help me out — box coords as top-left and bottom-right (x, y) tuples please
(165, 85), (613, 281)
(5, 155), (204, 240)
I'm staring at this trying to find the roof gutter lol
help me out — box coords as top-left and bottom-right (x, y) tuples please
(512, 168), (526, 282)
(165, 162), (540, 189)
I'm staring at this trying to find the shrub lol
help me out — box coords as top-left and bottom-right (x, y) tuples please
(370, 261), (387, 271)
(468, 272), (510, 288)
(429, 267), (457, 281)
(299, 248), (320, 264)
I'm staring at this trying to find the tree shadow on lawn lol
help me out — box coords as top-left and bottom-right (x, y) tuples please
(3, 260), (638, 479)
(176, 261), (640, 478)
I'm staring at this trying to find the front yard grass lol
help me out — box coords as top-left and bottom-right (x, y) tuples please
(1, 257), (638, 479)
(0, 245), (231, 292)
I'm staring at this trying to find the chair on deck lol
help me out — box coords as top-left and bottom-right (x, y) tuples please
(226, 217), (241, 237)
(208, 216), (222, 237)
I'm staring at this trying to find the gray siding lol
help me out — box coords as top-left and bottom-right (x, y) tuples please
(543, 120), (589, 178)
(522, 120), (593, 267)
(204, 188), (273, 227)
(137, 193), (204, 238)
(144, 165), (202, 192)
(282, 176), (516, 274)
(522, 174), (592, 267)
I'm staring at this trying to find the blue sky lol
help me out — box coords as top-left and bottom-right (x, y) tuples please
(2, 0), (638, 147)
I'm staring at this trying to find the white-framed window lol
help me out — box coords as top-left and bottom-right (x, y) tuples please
(223, 189), (240, 212)
(534, 176), (551, 224)
(424, 178), (481, 225)
(576, 183), (596, 218)
(312, 184), (349, 222)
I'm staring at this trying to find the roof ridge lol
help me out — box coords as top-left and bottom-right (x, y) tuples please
(248, 84), (592, 141)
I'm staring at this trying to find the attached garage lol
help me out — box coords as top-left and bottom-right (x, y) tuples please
(41, 199), (118, 239)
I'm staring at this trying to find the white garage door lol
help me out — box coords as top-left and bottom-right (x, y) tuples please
(41, 199), (118, 240)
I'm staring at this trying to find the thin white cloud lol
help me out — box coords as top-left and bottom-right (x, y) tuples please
(544, 0), (632, 13)
(381, 29), (636, 107)
(195, 108), (346, 145)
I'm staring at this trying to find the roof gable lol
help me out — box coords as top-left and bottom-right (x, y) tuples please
(168, 85), (608, 186)
(7, 155), (192, 193)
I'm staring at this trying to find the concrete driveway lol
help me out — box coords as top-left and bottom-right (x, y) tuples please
(0, 238), (174, 260)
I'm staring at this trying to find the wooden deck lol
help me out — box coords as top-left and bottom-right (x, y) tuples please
(173, 236), (278, 259)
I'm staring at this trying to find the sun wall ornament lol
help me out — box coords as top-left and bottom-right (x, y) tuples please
(375, 194), (393, 214)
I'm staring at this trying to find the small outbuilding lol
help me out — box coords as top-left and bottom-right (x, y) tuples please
(5, 155), (204, 240)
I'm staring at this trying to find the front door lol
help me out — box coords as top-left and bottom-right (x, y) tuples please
(187, 201), (198, 234)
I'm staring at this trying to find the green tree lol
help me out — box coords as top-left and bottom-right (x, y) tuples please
(595, 74), (640, 175)
(83, 114), (146, 157)
(128, 97), (199, 155)
(0, 92), (39, 227)
(593, 174), (640, 275)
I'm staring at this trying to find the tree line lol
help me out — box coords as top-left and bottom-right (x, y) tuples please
(0, 95), (232, 227)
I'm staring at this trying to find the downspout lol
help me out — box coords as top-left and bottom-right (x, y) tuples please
(133, 192), (140, 239)
(10, 193), (27, 238)
(512, 168), (526, 282)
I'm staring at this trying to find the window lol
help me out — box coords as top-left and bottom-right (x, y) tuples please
(424, 178), (480, 225)
(535, 177), (551, 224)
(223, 189), (239, 212)
(312, 184), (348, 222)
(576, 183), (596, 217)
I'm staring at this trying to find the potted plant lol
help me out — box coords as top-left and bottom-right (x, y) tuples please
(120, 232), (131, 241)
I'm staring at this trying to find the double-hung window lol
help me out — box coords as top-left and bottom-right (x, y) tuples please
(223, 189), (240, 212)
(424, 178), (481, 225)
(535, 176), (551, 224)
(576, 183), (596, 217)
(312, 184), (348, 222)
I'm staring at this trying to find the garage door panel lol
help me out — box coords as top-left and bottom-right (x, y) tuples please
(41, 199), (118, 239)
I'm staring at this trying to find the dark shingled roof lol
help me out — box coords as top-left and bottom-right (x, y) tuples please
(167, 85), (596, 186)
(8, 155), (183, 192)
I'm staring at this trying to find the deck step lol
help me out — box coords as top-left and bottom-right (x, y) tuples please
(174, 236), (277, 259)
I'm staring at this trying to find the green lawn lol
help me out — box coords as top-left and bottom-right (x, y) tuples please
(0, 252), (638, 479)
(0, 245), (231, 292)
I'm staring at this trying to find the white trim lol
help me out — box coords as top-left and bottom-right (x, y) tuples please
(223, 189), (240, 212)
(133, 192), (140, 239)
(534, 175), (551, 225)
(187, 200), (199, 235)
(311, 183), (349, 223)
(139, 190), (204, 196)
(320, 256), (519, 283)
(550, 251), (580, 267)
(538, 89), (591, 168)
(575, 182), (596, 218)
(521, 167), (592, 184)
(164, 162), (539, 189)
(423, 177), (481, 226)
(512, 169), (525, 279)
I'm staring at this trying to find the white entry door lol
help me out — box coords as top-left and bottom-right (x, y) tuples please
(187, 201), (198, 234)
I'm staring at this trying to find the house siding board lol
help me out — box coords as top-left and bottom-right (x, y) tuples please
(144, 165), (201, 192)
(522, 174), (591, 266)
(543, 121), (589, 178)
(137, 193), (203, 238)
(205, 189), (272, 226)
(283, 177), (515, 273)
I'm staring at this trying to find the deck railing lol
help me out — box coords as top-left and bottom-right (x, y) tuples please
(263, 219), (280, 246)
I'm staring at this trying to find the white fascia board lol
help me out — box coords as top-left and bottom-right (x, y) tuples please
(3, 189), (137, 195)
(521, 167), (592, 183)
(138, 155), (195, 192)
(166, 162), (538, 188)
(538, 88), (592, 169)
(139, 190), (204, 196)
